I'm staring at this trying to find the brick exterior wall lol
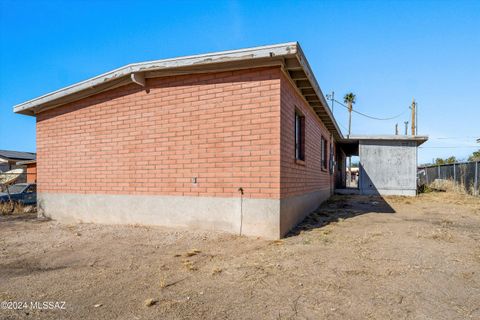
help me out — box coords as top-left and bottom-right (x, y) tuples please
(36, 66), (334, 201)
(37, 67), (281, 199)
(280, 73), (334, 198)
(26, 163), (37, 183)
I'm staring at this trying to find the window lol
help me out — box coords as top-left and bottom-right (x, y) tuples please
(26, 185), (36, 194)
(295, 111), (305, 161)
(321, 136), (328, 170)
(6, 184), (25, 194)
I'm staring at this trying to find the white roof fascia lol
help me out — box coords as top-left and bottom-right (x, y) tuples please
(13, 42), (298, 114)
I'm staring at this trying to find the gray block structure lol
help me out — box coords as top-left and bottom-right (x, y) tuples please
(337, 135), (428, 196)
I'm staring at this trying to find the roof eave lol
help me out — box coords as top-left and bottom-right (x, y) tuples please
(13, 42), (343, 140)
(341, 135), (429, 146)
(13, 42), (298, 115)
(293, 43), (343, 140)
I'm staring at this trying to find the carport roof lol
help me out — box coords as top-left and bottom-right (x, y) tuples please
(343, 135), (428, 145)
(12, 42), (343, 140)
(337, 135), (429, 157)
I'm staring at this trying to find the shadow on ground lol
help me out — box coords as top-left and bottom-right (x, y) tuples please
(0, 213), (46, 226)
(287, 195), (395, 237)
(2, 258), (69, 277)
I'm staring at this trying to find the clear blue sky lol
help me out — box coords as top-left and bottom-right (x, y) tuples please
(1, 0), (479, 164)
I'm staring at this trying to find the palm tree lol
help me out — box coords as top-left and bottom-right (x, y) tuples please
(343, 92), (356, 138)
(343, 92), (356, 188)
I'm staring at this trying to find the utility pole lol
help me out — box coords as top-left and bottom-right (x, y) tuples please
(326, 91), (335, 114)
(415, 100), (418, 134)
(404, 121), (409, 135)
(411, 98), (416, 135)
(395, 123), (398, 135)
(330, 91), (335, 114)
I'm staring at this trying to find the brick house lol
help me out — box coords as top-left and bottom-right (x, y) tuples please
(13, 42), (342, 239)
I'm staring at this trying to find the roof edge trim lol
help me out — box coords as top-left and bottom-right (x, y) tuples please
(13, 42), (298, 114)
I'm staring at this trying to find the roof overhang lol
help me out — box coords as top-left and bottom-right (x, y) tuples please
(338, 135), (429, 156)
(344, 135), (429, 146)
(13, 42), (343, 140)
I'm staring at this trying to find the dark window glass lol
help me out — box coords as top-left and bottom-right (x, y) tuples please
(321, 136), (328, 169)
(295, 112), (305, 161)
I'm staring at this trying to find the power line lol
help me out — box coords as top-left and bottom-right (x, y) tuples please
(328, 98), (408, 121)
(419, 146), (480, 149)
(337, 121), (349, 132)
(432, 136), (479, 140)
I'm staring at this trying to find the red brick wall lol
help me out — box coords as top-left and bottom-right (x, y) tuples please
(26, 163), (37, 183)
(280, 73), (334, 198)
(36, 67), (281, 199)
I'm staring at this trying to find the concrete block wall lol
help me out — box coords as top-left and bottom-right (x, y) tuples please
(359, 140), (417, 196)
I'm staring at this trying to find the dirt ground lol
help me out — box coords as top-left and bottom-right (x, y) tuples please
(1, 191), (479, 320)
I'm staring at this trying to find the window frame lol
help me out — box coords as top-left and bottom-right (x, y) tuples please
(294, 110), (305, 163)
(321, 135), (328, 171)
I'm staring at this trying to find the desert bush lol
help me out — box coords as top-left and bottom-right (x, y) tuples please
(0, 201), (27, 215)
(418, 184), (432, 194)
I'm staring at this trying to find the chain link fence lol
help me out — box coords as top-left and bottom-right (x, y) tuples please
(417, 161), (479, 196)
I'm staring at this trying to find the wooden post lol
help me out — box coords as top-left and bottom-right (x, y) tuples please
(453, 163), (456, 190)
(475, 161), (479, 196)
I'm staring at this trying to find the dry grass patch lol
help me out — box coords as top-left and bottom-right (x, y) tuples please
(429, 228), (454, 242)
(0, 201), (26, 215)
(211, 267), (222, 275)
(186, 249), (201, 257)
(421, 191), (480, 213)
(1, 191), (479, 320)
(182, 259), (198, 271)
(159, 275), (167, 288)
(271, 240), (284, 246)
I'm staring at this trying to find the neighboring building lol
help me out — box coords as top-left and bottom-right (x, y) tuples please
(0, 150), (36, 172)
(12, 42), (427, 238)
(16, 160), (37, 183)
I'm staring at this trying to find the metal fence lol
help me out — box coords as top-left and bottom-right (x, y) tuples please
(417, 161), (479, 196)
